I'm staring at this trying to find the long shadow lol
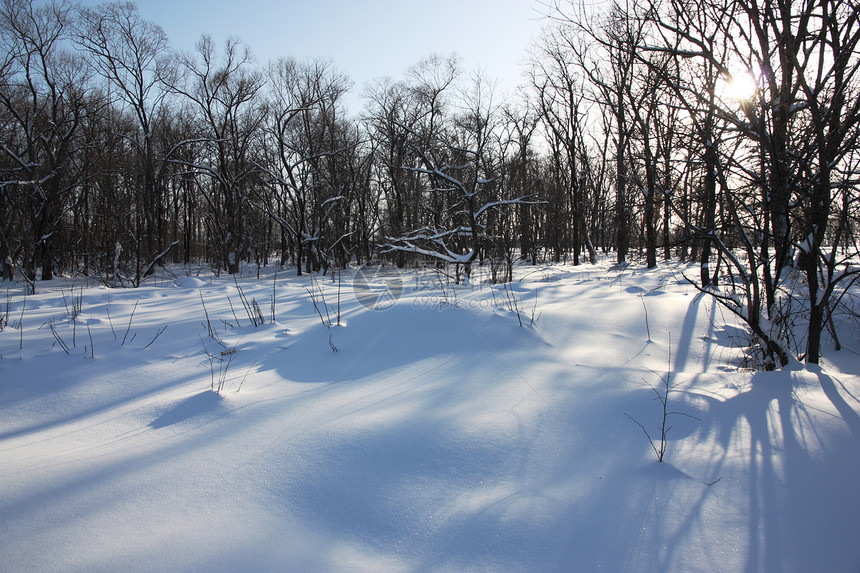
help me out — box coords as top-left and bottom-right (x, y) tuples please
(674, 291), (705, 373)
(0, 396), (241, 572)
(260, 301), (531, 385)
(696, 373), (797, 572)
(261, 357), (722, 572)
(816, 368), (860, 438)
(693, 370), (860, 572)
(0, 356), (201, 442)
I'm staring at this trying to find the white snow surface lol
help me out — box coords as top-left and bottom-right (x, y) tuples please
(1, 260), (859, 572)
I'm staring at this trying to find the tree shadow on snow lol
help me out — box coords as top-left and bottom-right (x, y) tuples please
(260, 364), (723, 572)
(261, 302), (544, 384)
(692, 370), (860, 573)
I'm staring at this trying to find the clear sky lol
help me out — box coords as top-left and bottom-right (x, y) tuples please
(92, 0), (551, 115)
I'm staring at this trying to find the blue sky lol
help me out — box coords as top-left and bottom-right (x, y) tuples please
(90, 0), (549, 114)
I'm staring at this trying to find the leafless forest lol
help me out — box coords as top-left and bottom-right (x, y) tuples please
(1, 0), (859, 368)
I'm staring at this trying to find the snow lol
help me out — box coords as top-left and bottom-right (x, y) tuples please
(1, 260), (859, 572)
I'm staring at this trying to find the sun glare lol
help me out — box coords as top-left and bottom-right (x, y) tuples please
(724, 72), (758, 101)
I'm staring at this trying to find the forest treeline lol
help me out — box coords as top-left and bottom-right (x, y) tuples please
(1, 0), (859, 368)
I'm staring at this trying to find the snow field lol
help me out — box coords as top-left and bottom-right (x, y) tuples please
(1, 261), (859, 572)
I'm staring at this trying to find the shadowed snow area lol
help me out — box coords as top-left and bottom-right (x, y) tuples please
(1, 261), (859, 572)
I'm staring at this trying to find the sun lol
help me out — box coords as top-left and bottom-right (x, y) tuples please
(723, 72), (758, 101)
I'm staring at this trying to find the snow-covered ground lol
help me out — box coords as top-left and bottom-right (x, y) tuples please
(1, 260), (858, 572)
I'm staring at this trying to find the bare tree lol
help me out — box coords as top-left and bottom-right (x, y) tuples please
(0, 0), (87, 289)
(76, 0), (175, 282)
(255, 57), (351, 275)
(531, 26), (597, 265)
(624, 0), (860, 366)
(382, 72), (538, 282)
(550, 1), (645, 264)
(364, 77), (423, 267)
(363, 54), (460, 269)
(165, 35), (265, 275)
(501, 98), (542, 267)
(786, 0), (860, 363)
